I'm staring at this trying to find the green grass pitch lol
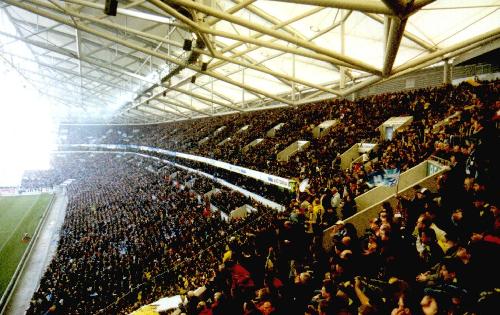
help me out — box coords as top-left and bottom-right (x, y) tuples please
(0, 193), (53, 297)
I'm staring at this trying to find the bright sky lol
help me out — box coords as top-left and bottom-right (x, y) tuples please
(0, 64), (57, 186)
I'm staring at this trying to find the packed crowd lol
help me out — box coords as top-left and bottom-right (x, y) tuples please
(26, 144), (499, 315)
(162, 80), (499, 314)
(210, 187), (252, 215)
(28, 81), (498, 315)
(172, 167), (499, 315)
(20, 169), (66, 192)
(62, 81), (498, 220)
(25, 154), (278, 314)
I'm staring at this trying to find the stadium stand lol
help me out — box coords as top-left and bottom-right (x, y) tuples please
(2, 1), (499, 314)
(62, 81), (499, 210)
(20, 80), (499, 314)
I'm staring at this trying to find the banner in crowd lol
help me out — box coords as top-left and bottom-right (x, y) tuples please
(65, 144), (295, 190)
(367, 168), (400, 188)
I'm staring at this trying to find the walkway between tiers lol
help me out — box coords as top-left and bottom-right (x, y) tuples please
(4, 191), (68, 315)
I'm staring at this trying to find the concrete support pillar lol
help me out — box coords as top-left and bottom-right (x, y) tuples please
(443, 59), (451, 84)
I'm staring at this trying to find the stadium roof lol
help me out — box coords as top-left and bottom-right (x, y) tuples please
(0, 0), (499, 123)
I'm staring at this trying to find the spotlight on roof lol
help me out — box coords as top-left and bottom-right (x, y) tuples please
(183, 39), (192, 51)
(104, 0), (118, 16)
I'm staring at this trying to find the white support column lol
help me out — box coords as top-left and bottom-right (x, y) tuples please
(383, 17), (407, 76)
(211, 77), (215, 115)
(383, 16), (391, 53)
(292, 50), (296, 103)
(339, 9), (346, 89)
(443, 59), (450, 84)
(242, 66), (245, 106)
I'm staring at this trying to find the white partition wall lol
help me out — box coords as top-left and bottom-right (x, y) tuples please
(277, 141), (310, 163)
(378, 116), (413, 140)
(242, 138), (264, 153)
(267, 123), (284, 137)
(312, 120), (338, 139)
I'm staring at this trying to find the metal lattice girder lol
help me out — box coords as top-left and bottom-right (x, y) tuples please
(262, 0), (396, 15)
(30, 0), (342, 96)
(1, 0), (499, 123)
(4, 0), (296, 107)
(149, 0), (381, 74)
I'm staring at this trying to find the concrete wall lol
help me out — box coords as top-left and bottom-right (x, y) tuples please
(354, 160), (428, 211)
(340, 143), (360, 170)
(322, 163), (447, 252)
(267, 123), (284, 137)
(277, 141), (310, 162)
(313, 120), (338, 139)
(242, 138), (264, 153)
(356, 63), (498, 98)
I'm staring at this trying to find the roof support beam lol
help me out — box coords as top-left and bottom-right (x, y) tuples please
(192, 82), (234, 104)
(0, 29), (77, 59)
(208, 4), (326, 90)
(75, 29), (83, 79)
(6, 0), (293, 107)
(263, 0), (395, 15)
(381, 0), (407, 15)
(410, 0), (437, 14)
(122, 110), (151, 122)
(343, 28), (500, 96)
(363, 13), (437, 52)
(17, 67), (116, 100)
(453, 39), (500, 65)
(196, 10), (352, 96)
(19, 1), (176, 76)
(232, 0), (309, 41)
(4, 14), (163, 83)
(340, 76), (383, 97)
(170, 86), (240, 111)
(93, 5), (323, 94)
(136, 106), (170, 119)
(339, 9), (346, 89)
(34, 86), (105, 108)
(80, 56), (150, 85)
(155, 98), (200, 116)
(2, 52), (122, 103)
(21, 0), (340, 97)
(393, 27), (500, 74)
(152, 0), (381, 74)
(4, 52), (128, 92)
(61, 0), (178, 26)
(130, 108), (161, 121)
(136, 83), (236, 113)
(129, 88), (215, 117)
(0, 16), (62, 49)
(147, 102), (190, 119)
(383, 17), (407, 76)
(157, 97), (211, 117)
(208, 51), (342, 96)
(210, 6), (324, 67)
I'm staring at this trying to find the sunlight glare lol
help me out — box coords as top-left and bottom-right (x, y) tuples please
(0, 66), (57, 186)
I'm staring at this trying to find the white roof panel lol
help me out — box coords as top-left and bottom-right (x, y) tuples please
(0, 0), (497, 123)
